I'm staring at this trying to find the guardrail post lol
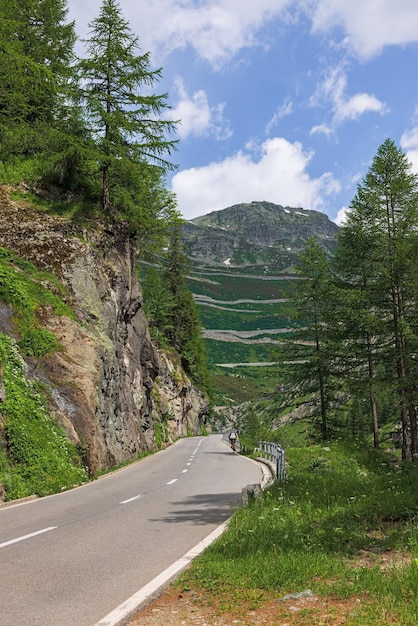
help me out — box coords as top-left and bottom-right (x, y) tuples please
(257, 440), (286, 482)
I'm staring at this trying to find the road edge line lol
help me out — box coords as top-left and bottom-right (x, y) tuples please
(94, 520), (229, 626)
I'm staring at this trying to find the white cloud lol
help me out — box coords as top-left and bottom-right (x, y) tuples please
(400, 127), (418, 173)
(337, 93), (387, 123)
(310, 64), (388, 133)
(306, 0), (418, 59)
(310, 124), (333, 137)
(166, 78), (232, 140)
(69, 1), (418, 66)
(171, 137), (340, 220)
(266, 98), (293, 134)
(334, 205), (349, 226)
(68, 0), (293, 68)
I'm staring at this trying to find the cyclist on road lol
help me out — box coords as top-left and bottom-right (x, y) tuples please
(229, 430), (238, 451)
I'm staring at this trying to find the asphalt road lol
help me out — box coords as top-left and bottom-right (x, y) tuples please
(0, 435), (263, 626)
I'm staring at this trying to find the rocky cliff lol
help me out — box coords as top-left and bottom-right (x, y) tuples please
(0, 186), (208, 476)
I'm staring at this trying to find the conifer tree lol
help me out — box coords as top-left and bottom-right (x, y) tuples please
(339, 139), (418, 460)
(332, 216), (389, 448)
(163, 223), (210, 393)
(283, 238), (334, 439)
(78, 0), (178, 220)
(0, 0), (76, 161)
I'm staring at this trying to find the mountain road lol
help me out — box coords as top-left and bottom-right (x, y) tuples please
(0, 435), (263, 626)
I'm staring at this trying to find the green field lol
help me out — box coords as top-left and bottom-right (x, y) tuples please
(210, 364), (285, 404)
(186, 268), (298, 404)
(205, 339), (280, 365)
(187, 274), (293, 300)
(198, 305), (290, 331)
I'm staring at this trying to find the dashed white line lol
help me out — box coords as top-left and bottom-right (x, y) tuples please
(0, 527), (57, 549)
(166, 479), (177, 485)
(120, 494), (145, 504)
(182, 469), (188, 474)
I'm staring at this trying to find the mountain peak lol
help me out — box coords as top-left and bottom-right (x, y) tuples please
(183, 201), (339, 273)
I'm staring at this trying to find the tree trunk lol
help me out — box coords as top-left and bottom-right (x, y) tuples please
(365, 332), (379, 448)
(102, 165), (110, 215)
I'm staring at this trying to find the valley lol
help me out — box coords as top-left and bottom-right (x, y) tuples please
(181, 201), (339, 406)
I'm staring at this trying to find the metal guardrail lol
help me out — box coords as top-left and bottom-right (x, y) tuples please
(221, 433), (285, 481)
(257, 441), (286, 481)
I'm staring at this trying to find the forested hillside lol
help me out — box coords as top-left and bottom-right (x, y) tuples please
(0, 0), (209, 502)
(181, 142), (418, 465)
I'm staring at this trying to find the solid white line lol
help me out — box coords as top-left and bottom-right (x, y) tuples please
(166, 479), (177, 485)
(94, 521), (229, 626)
(0, 526), (57, 549)
(120, 494), (145, 504)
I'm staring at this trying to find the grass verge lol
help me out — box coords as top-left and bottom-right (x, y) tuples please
(176, 440), (418, 625)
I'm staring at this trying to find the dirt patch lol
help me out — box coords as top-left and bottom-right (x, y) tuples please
(127, 584), (366, 626)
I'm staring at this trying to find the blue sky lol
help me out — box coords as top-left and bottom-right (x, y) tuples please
(68, 0), (418, 225)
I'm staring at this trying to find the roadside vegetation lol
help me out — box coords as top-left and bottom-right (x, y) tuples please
(0, 335), (88, 500)
(180, 139), (418, 623)
(176, 438), (418, 625)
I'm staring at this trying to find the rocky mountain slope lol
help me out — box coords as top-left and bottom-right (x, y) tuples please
(0, 186), (207, 485)
(182, 201), (339, 273)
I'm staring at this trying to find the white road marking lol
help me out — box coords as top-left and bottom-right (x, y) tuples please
(0, 526), (57, 549)
(119, 494), (145, 504)
(166, 479), (177, 485)
(94, 521), (229, 626)
(182, 469), (188, 474)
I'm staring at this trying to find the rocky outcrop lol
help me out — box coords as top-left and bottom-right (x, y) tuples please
(0, 186), (208, 475)
(182, 201), (339, 272)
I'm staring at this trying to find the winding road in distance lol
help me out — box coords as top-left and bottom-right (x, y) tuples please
(0, 435), (263, 626)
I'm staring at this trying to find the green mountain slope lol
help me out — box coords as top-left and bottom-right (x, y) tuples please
(182, 201), (339, 404)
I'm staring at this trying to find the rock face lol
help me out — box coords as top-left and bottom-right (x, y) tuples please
(0, 187), (208, 475)
(182, 201), (339, 272)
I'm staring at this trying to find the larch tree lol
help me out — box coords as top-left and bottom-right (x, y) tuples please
(163, 222), (210, 393)
(78, 0), (178, 223)
(283, 238), (335, 440)
(0, 0), (76, 161)
(340, 139), (418, 461)
(333, 216), (389, 448)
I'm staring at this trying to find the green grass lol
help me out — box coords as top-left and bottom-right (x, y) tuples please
(187, 274), (294, 300)
(9, 186), (99, 221)
(0, 334), (88, 499)
(198, 300), (286, 313)
(0, 246), (76, 358)
(205, 339), (278, 366)
(210, 364), (285, 404)
(198, 305), (290, 331)
(177, 440), (418, 624)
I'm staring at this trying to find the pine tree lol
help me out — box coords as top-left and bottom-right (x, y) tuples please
(339, 139), (418, 461)
(78, 0), (178, 219)
(163, 223), (210, 393)
(283, 238), (335, 439)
